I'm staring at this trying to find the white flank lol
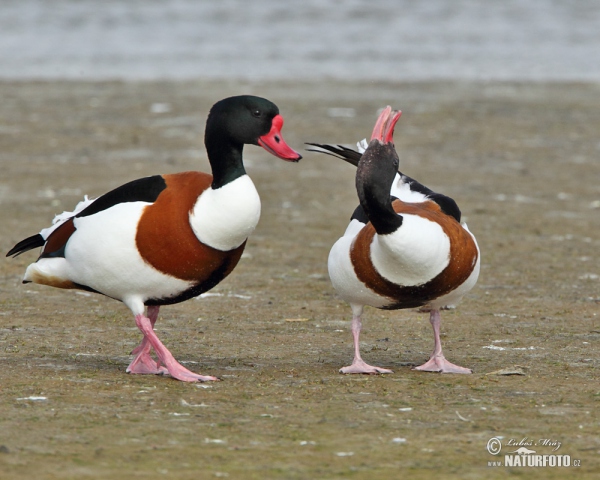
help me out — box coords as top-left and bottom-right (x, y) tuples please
(25, 202), (193, 303)
(328, 219), (391, 308)
(190, 174), (261, 251)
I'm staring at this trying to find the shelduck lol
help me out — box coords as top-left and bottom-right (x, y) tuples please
(7, 95), (301, 382)
(308, 106), (480, 374)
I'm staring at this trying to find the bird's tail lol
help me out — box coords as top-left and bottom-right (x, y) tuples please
(6, 234), (45, 257)
(305, 143), (362, 167)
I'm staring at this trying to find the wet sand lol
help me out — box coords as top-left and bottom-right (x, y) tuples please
(0, 79), (599, 479)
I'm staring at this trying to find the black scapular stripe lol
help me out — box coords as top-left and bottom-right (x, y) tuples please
(76, 175), (167, 218)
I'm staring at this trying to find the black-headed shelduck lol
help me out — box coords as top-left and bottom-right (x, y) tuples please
(7, 95), (301, 382)
(308, 106), (479, 374)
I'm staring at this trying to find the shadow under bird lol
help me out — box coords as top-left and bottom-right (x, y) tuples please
(7, 95), (302, 382)
(308, 106), (480, 374)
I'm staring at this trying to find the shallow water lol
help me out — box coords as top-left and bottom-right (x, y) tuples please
(1, 0), (599, 81)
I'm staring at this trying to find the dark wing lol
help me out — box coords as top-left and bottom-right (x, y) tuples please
(6, 175), (168, 258)
(75, 175), (167, 218)
(307, 143), (461, 223)
(398, 174), (461, 222)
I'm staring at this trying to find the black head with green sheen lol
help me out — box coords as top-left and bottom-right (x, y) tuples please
(205, 95), (301, 162)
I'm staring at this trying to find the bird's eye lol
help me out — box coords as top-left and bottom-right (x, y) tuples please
(252, 109), (261, 118)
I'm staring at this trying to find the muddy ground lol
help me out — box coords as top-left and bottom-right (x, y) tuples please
(0, 80), (598, 479)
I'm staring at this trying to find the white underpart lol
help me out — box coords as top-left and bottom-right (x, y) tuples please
(328, 168), (477, 307)
(25, 202), (193, 303)
(328, 219), (391, 308)
(370, 214), (450, 286)
(39, 195), (96, 240)
(190, 174), (261, 251)
(329, 216), (474, 308)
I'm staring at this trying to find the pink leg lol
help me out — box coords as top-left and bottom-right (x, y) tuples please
(127, 306), (169, 375)
(340, 305), (393, 375)
(130, 305), (158, 356)
(413, 309), (472, 374)
(133, 311), (218, 382)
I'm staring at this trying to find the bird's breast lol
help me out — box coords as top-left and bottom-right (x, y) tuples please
(136, 171), (253, 283)
(350, 200), (479, 308)
(189, 174), (261, 252)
